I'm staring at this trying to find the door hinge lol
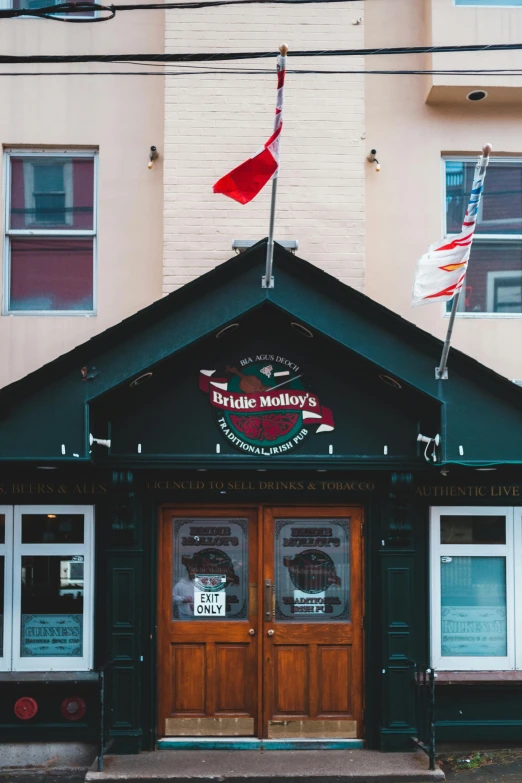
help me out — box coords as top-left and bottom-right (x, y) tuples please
(361, 615), (365, 630)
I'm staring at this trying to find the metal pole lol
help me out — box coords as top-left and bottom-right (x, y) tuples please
(435, 290), (460, 380)
(263, 178), (278, 288)
(262, 43), (288, 289)
(435, 143), (491, 380)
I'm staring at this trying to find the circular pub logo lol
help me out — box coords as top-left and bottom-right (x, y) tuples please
(199, 354), (334, 455)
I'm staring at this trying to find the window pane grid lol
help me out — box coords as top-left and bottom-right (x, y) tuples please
(4, 151), (97, 315)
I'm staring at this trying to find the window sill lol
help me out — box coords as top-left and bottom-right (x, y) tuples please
(435, 671), (522, 685)
(0, 671), (97, 682)
(443, 313), (522, 319)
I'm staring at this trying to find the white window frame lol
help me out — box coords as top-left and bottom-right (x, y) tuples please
(430, 506), (516, 671)
(454, 1), (522, 6)
(0, 0), (99, 19)
(2, 505), (94, 672)
(441, 156), (522, 319)
(3, 148), (98, 316)
(0, 507), (13, 672)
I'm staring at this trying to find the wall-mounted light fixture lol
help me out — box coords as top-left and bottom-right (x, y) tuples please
(367, 149), (380, 172)
(148, 146), (159, 170)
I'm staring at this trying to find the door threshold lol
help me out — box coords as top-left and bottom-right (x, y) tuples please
(157, 738), (364, 750)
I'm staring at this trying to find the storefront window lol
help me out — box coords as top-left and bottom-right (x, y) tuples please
(20, 555), (84, 658)
(441, 556), (507, 657)
(172, 518), (248, 620)
(274, 518), (350, 622)
(431, 507), (515, 671)
(0, 506), (93, 672)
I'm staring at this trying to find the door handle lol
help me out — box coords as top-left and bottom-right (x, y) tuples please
(267, 629), (274, 637)
(248, 628), (255, 636)
(264, 579), (273, 621)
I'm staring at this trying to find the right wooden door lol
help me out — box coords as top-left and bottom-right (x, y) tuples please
(262, 507), (364, 739)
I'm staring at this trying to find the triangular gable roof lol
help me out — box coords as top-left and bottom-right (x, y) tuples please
(1, 239), (522, 465)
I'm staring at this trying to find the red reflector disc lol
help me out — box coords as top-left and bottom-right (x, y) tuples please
(61, 695), (87, 721)
(14, 697), (38, 720)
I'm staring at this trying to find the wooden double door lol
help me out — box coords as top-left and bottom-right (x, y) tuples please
(158, 506), (364, 740)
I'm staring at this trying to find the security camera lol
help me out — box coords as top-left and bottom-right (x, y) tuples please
(417, 434), (440, 447)
(89, 433), (111, 449)
(417, 433), (441, 463)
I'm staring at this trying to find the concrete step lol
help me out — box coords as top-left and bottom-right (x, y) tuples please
(86, 749), (444, 783)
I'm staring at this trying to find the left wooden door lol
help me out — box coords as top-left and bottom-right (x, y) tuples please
(158, 507), (259, 737)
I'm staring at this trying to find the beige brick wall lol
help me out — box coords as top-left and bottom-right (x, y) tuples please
(164, 1), (365, 293)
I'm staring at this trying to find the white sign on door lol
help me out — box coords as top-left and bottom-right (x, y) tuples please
(194, 590), (226, 616)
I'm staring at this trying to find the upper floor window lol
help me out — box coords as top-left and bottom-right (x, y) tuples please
(9, 0), (95, 16)
(455, 1), (522, 5)
(444, 157), (522, 315)
(4, 149), (97, 314)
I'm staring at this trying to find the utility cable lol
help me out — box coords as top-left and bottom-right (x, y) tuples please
(3, 67), (522, 76)
(3, 41), (522, 63)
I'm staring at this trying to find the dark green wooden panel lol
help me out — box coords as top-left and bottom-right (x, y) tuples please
(380, 554), (416, 745)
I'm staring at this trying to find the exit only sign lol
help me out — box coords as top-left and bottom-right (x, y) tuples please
(194, 591), (226, 616)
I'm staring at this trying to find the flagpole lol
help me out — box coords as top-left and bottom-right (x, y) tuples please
(262, 42), (288, 289)
(435, 143), (491, 380)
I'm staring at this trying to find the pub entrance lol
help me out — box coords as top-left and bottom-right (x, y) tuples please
(157, 505), (364, 741)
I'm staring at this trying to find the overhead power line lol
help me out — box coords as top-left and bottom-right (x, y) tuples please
(2, 67), (522, 76)
(2, 41), (522, 63)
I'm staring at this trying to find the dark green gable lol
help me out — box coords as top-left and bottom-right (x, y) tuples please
(1, 239), (522, 467)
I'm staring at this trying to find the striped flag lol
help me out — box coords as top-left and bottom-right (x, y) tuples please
(213, 53), (286, 205)
(412, 151), (490, 306)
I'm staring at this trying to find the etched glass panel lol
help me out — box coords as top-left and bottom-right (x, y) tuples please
(440, 556), (507, 657)
(275, 518), (350, 622)
(20, 555), (84, 657)
(172, 518), (248, 621)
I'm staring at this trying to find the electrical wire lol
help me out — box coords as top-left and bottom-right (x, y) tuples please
(3, 40), (522, 63)
(3, 68), (522, 76)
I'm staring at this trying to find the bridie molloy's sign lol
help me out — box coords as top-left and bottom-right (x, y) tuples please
(199, 354), (335, 455)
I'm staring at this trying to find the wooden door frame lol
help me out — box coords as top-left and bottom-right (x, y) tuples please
(157, 502), (365, 740)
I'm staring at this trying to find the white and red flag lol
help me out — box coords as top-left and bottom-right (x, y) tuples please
(213, 52), (286, 205)
(412, 146), (491, 306)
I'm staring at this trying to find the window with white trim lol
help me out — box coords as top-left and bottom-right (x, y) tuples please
(443, 158), (522, 315)
(5, 0), (96, 17)
(455, 1), (522, 6)
(0, 506), (94, 672)
(4, 150), (97, 314)
(430, 506), (522, 671)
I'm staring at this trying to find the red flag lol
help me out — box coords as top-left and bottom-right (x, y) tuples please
(213, 65), (285, 205)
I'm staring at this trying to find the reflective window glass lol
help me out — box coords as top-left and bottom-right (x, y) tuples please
(21, 514), (84, 544)
(20, 555), (84, 658)
(172, 519), (248, 621)
(440, 515), (506, 545)
(274, 519), (350, 622)
(440, 556), (507, 657)
(446, 161), (522, 235)
(0, 557), (4, 657)
(9, 157), (94, 230)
